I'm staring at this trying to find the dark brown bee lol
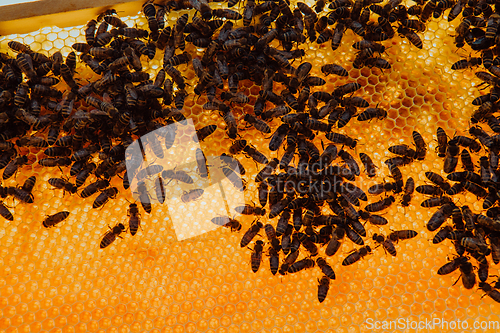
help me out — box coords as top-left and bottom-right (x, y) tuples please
(333, 82), (362, 97)
(243, 145), (269, 165)
(415, 185), (443, 196)
(342, 245), (371, 266)
(0, 202), (14, 221)
(357, 108), (388, 121)
(257, 182), (268, 207)
(44, 147), (72, 157)
(142, 0), (159, 36)
(459, 149), (474, 172)
(14, 83), (29, 107)
(388, 164), (403, 191)
(443, 141), (460, 173)
(194, 125), (217, 142)
(365, 196), (395, 212)
(243, 0), (255, 26)
(255, 159), (279, 183)
(196, 148), (209, 178)
(268, 247), (280, 276)
(162, 169), (193, 185)
(321, 64), (348, 77)
(456, 260), (476, 289)
(316, 257), (336, 280)
(268, 124), (289, 151)
(3, 156), (27, 180)
(425, 171), (450, 191)
(212, 8), (242, 19)
(16, 136), (48, 148)
(326, 133), (357, 149)
(387, 230), (418, 242)
(93, 187), (118, 209)
(421, 196), (452, 208)
(288, 258), (315, 273)
(359, 210), (388, 225)
(48, 178), (77, 194)
(476, 214), (500, 232)
(127, 203), (141, 236)
(21, 176), (36, 194)
(8, 40), (31, 53)
(433, 226), (452, 244)
(372, 234), (397, 256)
(81, 178), (109, 198)
(240, 221), (263, 248)
(491, 239), (500, 265)
(450, 136), (481, 153)
(181, 189), (204, 203)
(222, 167), (246, 191)
(412, 131), (426, 160)
(42, 211), (70, 228)
(229, 140), (247, 155)
(437, 256), (467, 275)
(397, 26), (423, 49)
(388, 144), (416, 159)
(436, 127), (448, 158)
(250, 240), (264, 273)
(368, 182), (398, 195)
(479, 282), (500, 303)
(463, 181), (487, 198)
(243, 114), (271, 134)
(427, 203), (454, 231)
(401, 177), (414, 207)
(317, 276), (330, 303)
(100, 223), (126, 249)
(38, 158), (72, 167)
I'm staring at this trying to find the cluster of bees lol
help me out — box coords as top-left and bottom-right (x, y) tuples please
(440, 0), (500, 304)
(1, 0), (500, 304)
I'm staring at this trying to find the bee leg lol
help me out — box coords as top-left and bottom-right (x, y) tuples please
(452, 274), (462, 287)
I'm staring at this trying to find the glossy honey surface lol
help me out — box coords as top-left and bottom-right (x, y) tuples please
(1, 1), (500, 333)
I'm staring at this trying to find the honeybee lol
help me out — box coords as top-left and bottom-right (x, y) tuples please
(162, 169), (193, 185)
(359, 210), (388, 225)
(342, 245), (372, 266)
(365, 196), (395, 212)
(373, 233), (397, 256)
(100, 223), (126, 249)
(240, 221), (263, 247)
(288, 258), (315, 273)
(333, 82), (362, 97)
(427, 203), (454, 231)
(243, 114), (271, 134)
(211, 216), (242, 232)
(93, 187), (118, 209)
(250, 240), (264, 273)
(128, 203), (141, 236)
(321, 64), (348, 77)
(42, 211), (70, 228)
(0, 202), (13, 221)
(48, 178), (77, 194)
(326, 133), (357, 149)
(316, 257), (336, 280)
(400, 177), (414, 207)
(235, 204), (266, 216)
(243, 145), (269, 164)
(317, 276), (330, 303)
(80, 179), (109, 198)
(181, 189), (204, 203)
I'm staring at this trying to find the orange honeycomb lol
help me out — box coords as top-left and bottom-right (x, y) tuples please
(1, 1), (500, 333)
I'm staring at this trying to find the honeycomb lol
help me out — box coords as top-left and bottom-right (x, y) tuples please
(0, 0), (500, 332)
